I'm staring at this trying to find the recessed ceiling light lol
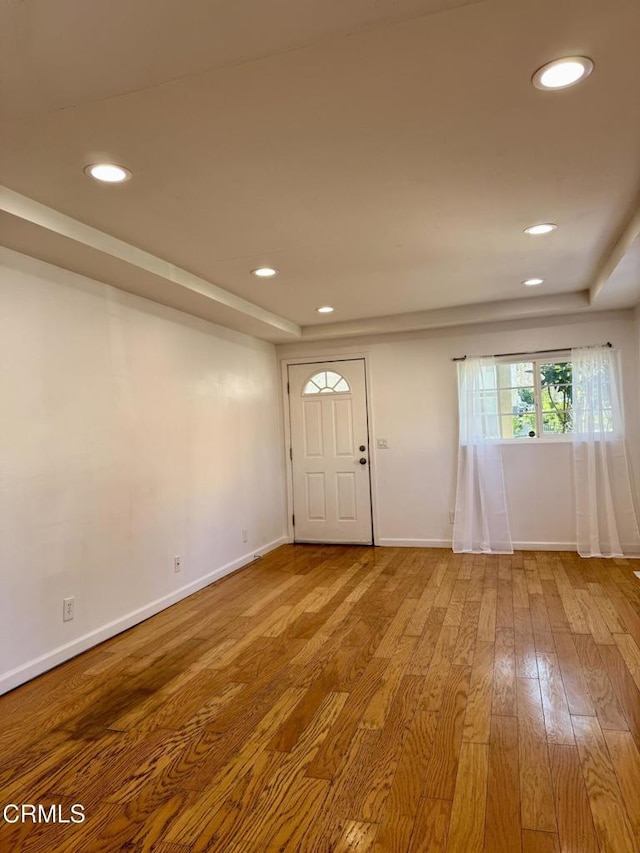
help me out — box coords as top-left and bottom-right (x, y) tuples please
(316, 306), (334, 314)
(84, 163), (132, 183)
(524, 223), (558, 235)
(522, 278), (544, 286)
(532, 56), (594, 90)
(251, 267), (278, 278)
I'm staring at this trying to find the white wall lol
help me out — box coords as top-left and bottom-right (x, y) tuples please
(0, 248), (287, 693)
(279, 310), (640, 550)
(636, 304), (640, 424)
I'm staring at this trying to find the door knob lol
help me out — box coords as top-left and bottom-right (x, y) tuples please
(359, 445), (366, 452)
(359, 457), (367, 465)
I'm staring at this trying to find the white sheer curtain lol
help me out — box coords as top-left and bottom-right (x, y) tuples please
(453, 357), (513, 554)
(572, 345), (640, 558)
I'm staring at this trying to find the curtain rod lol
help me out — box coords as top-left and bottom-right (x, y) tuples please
(451, 342), (612, 362)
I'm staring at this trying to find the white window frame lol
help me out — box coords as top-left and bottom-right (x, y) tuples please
(495, 352), (573, 441)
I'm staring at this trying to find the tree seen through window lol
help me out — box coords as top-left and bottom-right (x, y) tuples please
(495, 359), (573, 438)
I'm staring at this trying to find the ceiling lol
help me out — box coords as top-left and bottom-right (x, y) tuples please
(1, 0), (639, 342)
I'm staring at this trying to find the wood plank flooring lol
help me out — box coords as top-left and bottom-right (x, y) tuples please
(1, 545), (640, 852)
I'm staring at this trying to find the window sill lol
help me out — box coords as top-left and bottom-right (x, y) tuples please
(497, 436), (573, 445)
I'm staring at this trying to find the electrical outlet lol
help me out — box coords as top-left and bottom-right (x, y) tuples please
(174, 555), (182, 573)
(63, 597), (74, 622)
(449, 511), (455, 525)
(242, 528), (248, 544)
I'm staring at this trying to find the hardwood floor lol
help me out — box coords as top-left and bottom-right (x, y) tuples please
(1, 545), (640, 852)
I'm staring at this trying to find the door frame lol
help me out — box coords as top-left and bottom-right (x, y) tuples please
(280, 353), (379, 546)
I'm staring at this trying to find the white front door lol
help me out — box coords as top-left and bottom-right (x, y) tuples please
(288, 359), (373, 544)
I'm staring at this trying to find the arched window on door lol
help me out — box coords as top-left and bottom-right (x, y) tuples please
(303, 370), (351, 395)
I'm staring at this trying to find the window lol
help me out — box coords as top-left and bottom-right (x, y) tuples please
(495, 358), (573, 439)
(303, 370), (351, 395)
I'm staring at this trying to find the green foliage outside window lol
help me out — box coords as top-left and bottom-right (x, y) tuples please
(496, 359), (573, 438)
(539, 362), (572, 434)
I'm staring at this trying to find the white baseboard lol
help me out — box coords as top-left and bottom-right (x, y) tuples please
(377, 538), (452, 548)
(513, 541), (576, 551)
(377, 537), (577, 552)
(0, 535), (288, 696)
